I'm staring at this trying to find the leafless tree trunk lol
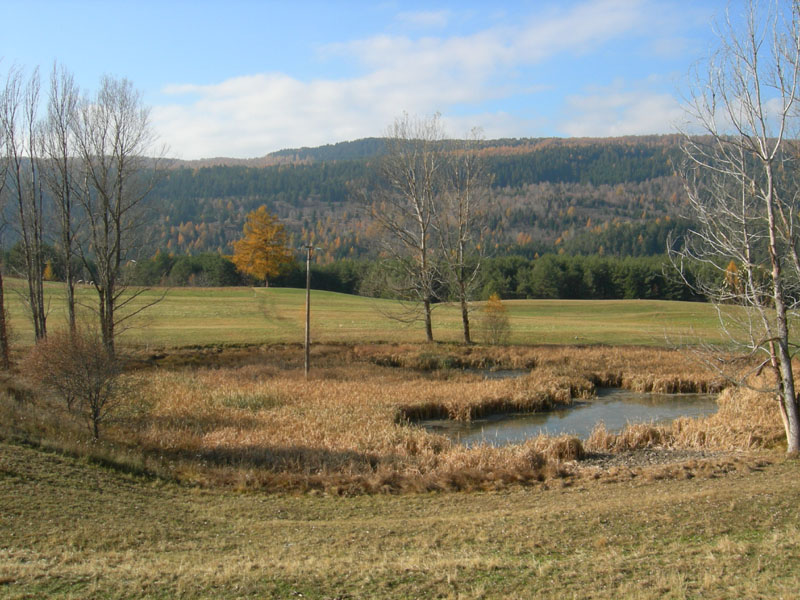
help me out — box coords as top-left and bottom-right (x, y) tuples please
(0, 110), (10, 368)
(1, 66), (47, 341)
(673, 0), (800, 453)
(40, 63), (79, 331)
(371, 113), (446, 342)
(72, 76), (164, 358)
(0, 269), (9, 369)
(435, 128), (489, 344)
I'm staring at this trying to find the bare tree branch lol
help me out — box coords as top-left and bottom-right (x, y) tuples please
(369, 113), (446, 342)
(673, 0), (800, 453)
(71, 75), (167, 357)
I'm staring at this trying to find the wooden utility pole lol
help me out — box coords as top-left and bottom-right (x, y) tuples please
(303, 245), (314, 379)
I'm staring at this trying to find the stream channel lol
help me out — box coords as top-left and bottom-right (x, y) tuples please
(417, 370), (719, 446)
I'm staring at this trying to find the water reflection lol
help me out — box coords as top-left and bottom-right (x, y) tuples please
(418, 388), (719, 447)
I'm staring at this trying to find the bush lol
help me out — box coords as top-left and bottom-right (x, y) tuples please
(22, 327), (121, 439)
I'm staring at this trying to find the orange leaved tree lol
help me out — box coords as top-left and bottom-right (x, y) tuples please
(232, 206), (292, 286)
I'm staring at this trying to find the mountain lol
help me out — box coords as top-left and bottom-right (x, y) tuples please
(147, 135), (688, 262)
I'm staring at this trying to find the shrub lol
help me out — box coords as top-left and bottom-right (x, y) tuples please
(22, 327), (121, 439)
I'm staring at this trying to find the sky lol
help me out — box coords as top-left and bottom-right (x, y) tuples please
(2, 0), (730, 160)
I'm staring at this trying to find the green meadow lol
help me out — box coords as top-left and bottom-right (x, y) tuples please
(5, 278), (726, 348)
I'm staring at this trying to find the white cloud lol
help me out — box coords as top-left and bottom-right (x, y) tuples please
(561, 80), (684, 137)
(511, 0), (645, 60)
(152, 0), (668, 159)
(442, 111), (547, 141)
(153, 73), (403, 159)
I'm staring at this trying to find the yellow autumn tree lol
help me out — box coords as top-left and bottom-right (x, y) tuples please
(43, 261), (56, 281)
(724, 259), (741, 294)
(232, 206), (292, 286)
(480, 293), (510, 345)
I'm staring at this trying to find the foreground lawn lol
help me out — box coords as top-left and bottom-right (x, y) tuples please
(1, 441), (797, 599)
(6, 279), (726, 347)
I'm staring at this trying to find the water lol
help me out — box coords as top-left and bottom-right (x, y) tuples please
(417, 388), (719, 447)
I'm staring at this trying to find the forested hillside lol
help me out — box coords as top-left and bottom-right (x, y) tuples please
(148, 135), (688, 262)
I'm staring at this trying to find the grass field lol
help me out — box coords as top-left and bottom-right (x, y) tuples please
(1, 441), (798, 599)
(5, 278), (727, 348)
(2, 278), (799, 598)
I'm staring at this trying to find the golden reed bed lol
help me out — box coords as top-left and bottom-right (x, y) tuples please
(2, 344), (784, 493)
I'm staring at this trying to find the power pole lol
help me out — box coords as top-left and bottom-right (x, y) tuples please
(304, 245), (312, 378)
(303, 246), (322, 378)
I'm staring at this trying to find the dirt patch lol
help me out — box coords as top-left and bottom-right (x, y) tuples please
(580, 448), (732, 469)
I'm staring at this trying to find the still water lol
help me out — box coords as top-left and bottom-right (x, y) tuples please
(418, 388), (719, 447)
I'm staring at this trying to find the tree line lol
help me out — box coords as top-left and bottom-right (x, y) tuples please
(56, 249), (698, 304)
(152, 137), (679, 209)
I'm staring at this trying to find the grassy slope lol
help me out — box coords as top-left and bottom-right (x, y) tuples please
(1, 441), (798, 599)
(7, 279), (725, 347)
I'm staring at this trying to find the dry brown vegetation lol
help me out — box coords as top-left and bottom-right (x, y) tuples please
(20, 327), (121, 439)
(2, 439), (797, 599)
(1, 343), (785, 495)
(585, 383), (783, 453)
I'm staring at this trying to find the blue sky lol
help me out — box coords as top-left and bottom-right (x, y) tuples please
(2, 0), (728, 159)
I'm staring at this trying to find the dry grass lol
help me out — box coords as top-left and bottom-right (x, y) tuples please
(113, 364), (564, 492)
(361, 343), (726, 390)
(585, 373), (783, 453)
(1, 439), (798, 598)
(1, 343), (785, 494)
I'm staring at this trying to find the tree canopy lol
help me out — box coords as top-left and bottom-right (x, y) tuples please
(231, 206), (292, 285)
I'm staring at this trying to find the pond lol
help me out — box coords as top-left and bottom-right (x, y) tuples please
(417, 388), (719, 447)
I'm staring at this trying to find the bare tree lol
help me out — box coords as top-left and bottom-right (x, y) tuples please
(72, 75), (164, 357)
(435, 128), (489, 344)
(0, 66), (47, 341)
(22, 325), (121, 439)
(0, 82), (10, 368)
(0, 259), (9, 369)
(370, 113), (446, 342)
(673, 0), (800, 453)
(40, 63), (80, 331)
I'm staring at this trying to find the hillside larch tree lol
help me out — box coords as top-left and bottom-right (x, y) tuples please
(232, 205), (292, 286)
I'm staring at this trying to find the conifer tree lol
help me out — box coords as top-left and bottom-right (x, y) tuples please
(480, 293), (510, 345)
(232, 206), (292, 286)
